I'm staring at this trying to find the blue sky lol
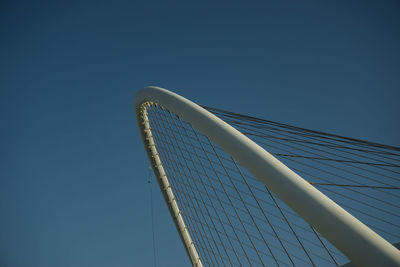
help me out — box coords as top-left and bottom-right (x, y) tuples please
(1, 1), (399, 266)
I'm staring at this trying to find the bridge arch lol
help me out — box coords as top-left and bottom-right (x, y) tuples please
(135, 86), (400, 266)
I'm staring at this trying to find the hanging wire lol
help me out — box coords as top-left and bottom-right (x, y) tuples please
(148, 167), (157, 267)
(143, 104), (400, 267)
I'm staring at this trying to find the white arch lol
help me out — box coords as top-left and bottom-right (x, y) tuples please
(134, 86), (400, 267)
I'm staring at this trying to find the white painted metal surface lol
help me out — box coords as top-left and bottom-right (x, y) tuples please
(134, 86), (400, 267)
(136, 102), (203, 267)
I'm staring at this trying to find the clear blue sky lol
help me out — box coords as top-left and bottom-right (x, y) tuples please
(1, 1), (399, 266)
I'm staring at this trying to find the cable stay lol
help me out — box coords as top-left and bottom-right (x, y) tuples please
(148, 167), (157, 267)
(136, 87), (400, 267)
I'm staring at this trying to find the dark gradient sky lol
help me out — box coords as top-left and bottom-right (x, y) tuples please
(1, 1), (399, 266)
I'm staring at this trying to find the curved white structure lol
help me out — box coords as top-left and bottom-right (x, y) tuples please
(134, 86), (400, 267)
